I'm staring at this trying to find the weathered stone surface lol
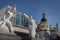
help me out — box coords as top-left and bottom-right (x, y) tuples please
(0, 32), (21, 40)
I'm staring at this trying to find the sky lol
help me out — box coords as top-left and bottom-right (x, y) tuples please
(0, 0), (60, 28)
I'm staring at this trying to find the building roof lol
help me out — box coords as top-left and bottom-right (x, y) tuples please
(41, 13), (47, 22)
(41, 18), (47, 22)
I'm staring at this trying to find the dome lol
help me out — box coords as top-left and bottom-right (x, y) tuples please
(41, 17), (47, 22)
(41, 13), (47, 22)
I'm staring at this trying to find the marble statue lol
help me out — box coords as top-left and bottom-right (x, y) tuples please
(0, 10), (14, 33)
(29, 16), (37, 38)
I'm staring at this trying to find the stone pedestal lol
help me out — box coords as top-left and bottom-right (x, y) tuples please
(0, 31), (21, 40)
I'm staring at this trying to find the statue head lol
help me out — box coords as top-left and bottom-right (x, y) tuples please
(30, 16), (32, 20)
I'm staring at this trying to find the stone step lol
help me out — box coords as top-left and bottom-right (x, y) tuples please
(0, 32), (21, 40)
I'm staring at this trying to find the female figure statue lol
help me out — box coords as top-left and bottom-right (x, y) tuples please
(29, 16), (37, 38)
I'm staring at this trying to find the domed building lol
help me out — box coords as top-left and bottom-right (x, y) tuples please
(37, 12), (48, 29)
(37, 12), (50, 34)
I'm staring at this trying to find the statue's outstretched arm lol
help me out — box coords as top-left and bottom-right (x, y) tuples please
(0, 15), (6, 26)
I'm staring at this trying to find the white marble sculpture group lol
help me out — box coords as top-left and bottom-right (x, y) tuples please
(0, 6), (15, 33)
(0, 5), (37, 38)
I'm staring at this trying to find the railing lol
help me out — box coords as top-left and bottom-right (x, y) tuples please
(13, 24), (29, 34)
